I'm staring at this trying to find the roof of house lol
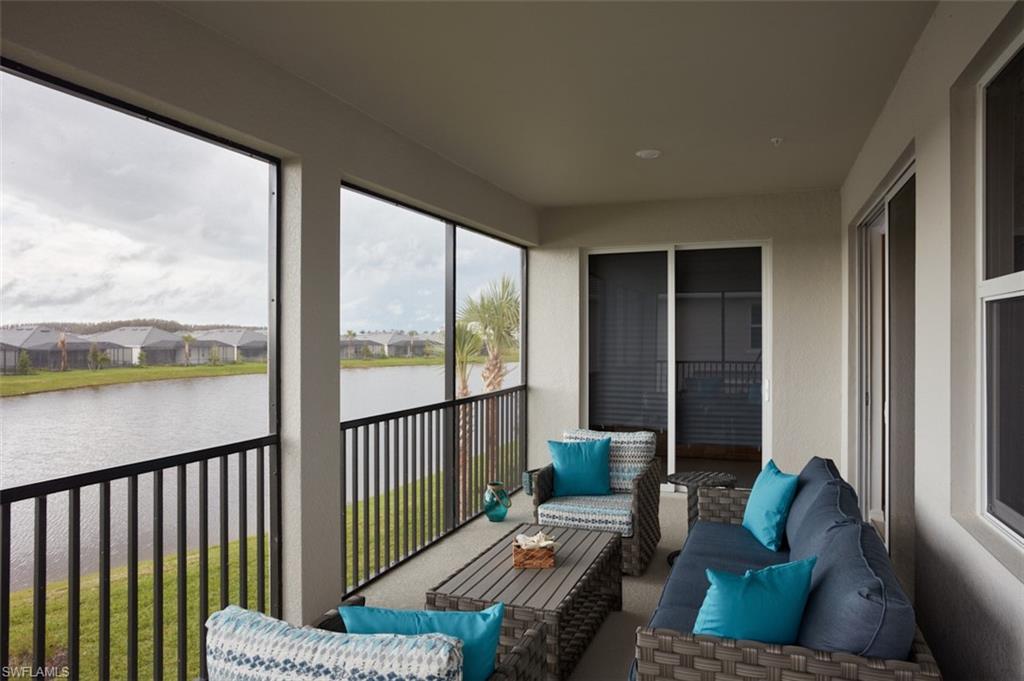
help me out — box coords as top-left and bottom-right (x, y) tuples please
(0, 326), (117, 350)
(86, 326), (183, 349)
(192, 329), (268, 348)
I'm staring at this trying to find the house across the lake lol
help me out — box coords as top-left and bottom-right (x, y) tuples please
(193, 329), (268, 362)
(339, 331), (440, 359)
(86, 326), (184, 365)
(0, 326), (132, 373)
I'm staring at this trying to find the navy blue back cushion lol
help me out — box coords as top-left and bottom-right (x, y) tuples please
(785, 457), (842, 539)
(798, 522), (915, 660)
(787, 480), (861, 561)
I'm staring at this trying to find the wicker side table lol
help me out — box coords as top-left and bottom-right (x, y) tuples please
(666, 471), (737, 566)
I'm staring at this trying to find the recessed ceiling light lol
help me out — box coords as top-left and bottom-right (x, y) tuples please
(769, 137), (785, 148)
(635, 149), (661, 160)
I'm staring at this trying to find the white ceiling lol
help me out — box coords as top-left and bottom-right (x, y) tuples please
(170, 1), (934, 208)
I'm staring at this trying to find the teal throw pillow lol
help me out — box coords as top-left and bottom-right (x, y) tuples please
(694, 556), (817, 644)
(742, 459), (799, 550)
(548, 438), (611, 496)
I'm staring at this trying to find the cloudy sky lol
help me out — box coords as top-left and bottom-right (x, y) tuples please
(1, 72), (521, 332)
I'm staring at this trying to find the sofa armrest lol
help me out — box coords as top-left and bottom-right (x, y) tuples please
(635, 626), (941, 681)
(490, 622), (547, 681)
(531, 464), (555, 513)
(697, 486), (751, 524)
(312, 595), (367, 631)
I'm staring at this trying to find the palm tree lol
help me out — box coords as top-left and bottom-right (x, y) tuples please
(460, 275), (521, 393)
(182, 333), (196, 366)
(57, 332), (68, 371)
(460, 275), (521, 484)
(344, 329), (357, 359)
(407, 329), (418, 357)
(453, 321), (483, 519)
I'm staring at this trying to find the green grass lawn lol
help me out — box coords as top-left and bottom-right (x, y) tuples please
(340, 355), (444, 369)
(2, 352), (522, 397)
(7, 444), (520, 680)
(8, 538), (269, 680)
(339, 351), (519, 370)
(0, 364), (268, 398)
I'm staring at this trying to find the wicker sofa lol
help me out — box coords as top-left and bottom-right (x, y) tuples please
(316, 596), (547, 681)
(634, 458), (942, 681)
(531, 429), (661, 576)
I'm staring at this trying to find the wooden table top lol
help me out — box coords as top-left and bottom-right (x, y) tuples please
(429, 523), (618, 613)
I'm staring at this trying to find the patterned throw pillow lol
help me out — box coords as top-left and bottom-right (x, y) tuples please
(206, 605), (464, 681)
(563, 429), (656, 492)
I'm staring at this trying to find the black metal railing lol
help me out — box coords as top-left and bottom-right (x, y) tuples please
(339, 385), (526, 594)
(0, 434), (281, 681)
(678, 360), (761, 395)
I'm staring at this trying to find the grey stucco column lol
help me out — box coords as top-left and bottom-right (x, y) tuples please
(278, 156), (342, 624)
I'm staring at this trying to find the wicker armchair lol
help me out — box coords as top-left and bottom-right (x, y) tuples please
(633, 487), (943, 681)
(532, 431), (661, 576)
(316, 596), (547, 681)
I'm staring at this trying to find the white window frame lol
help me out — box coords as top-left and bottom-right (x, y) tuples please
(975, 33), (1024, 546)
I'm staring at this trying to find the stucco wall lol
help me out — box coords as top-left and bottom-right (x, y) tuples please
(840, 3), (1024, 678)
(528, 189), (842, 477)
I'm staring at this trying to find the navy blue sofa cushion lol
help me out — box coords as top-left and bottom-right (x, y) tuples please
(652, 520), (790, 617)
(798, 522), (915, 660)
(787, 480), (861, 562)
(785, 456), (845, 542)
(648, 604), (700, 634)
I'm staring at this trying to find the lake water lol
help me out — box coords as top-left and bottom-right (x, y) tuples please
(0, 364), (519, 590)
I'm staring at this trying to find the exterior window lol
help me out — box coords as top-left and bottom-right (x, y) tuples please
(982, 46), (1024, 539)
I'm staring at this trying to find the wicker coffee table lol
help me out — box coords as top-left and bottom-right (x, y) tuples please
(426, 523), (622, 681)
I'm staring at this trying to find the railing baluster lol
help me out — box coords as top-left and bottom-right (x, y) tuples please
(477, 400), (484, 514)
(128, 476), (139, 681)
(269, 442), (282, 619)
(32, 495), (46, 672)
(434, 408), (441, 537)
(176, 465), (187, 681)
(361, 424), (369, 584)
(219, 455), (228, 610)
(380, 419), (387, 569)
(352, 428), (359, 586)
(67, 489), (79, 679)
(429, 409), (436, 538)
(403, 416), (409, 559)
(418, 411), (425, 549)
(153, 470), (164, 681)
(427, 409), (434, 540)
(0, 502), (8, 676)
(238, 451), (248, 608)
(373, 422), (380, 576)
(199, 459), (209, 680)
(257, 447), (265, 613)
(100, 481), (111, 680)
(340, 430), (347, 593)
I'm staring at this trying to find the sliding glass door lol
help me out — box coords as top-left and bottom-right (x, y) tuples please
(587, 246), (769, 481)
(587, 252), (668, 456)
(675, 248), (763, 464)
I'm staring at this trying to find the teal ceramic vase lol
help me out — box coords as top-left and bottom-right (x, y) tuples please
(483, 481), (512, 522)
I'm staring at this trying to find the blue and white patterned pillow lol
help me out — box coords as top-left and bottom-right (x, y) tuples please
(563, 429), (656, 492)
(206, 605), (464, 681)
